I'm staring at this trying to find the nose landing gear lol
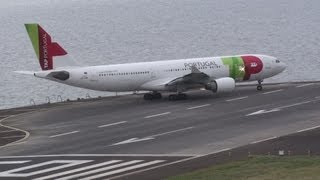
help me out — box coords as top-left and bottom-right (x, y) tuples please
(257, 80), (263, 91)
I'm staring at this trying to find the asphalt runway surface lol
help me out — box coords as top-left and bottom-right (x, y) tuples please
(0, 82), (320, 179)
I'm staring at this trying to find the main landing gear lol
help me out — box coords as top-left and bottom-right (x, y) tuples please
(143, 92), (162, 100)
(168, 93), (188, 101)
(257, 80), (263, 91)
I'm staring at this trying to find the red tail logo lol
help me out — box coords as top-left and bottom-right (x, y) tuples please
(38, 26), (67, 70)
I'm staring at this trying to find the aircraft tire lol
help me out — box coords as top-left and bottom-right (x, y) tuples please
(178, 93), (187, 100)
(168, 94), (177, 101)
(154, 93), (162, 99)
(257, 85), (262, 91)
(144, 93), (153, 100)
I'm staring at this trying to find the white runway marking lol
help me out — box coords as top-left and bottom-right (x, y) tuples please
(150, 127), (194, 138)
(111, 127), (194, 146)
(297, 125), (320, 133)
(187, 104), (211, 110)
(81, 160), (165, 180)
(98, 121), (127, 128)
(49, 131), (79, 138)
(1, 135), (26, 139)
(144, 112), (171, 119)
(279, 100), (312, 109)
(296, 83), (314, 88)
(57, 160), (143, 180)
(0, 161), (30, 164)
(262, 89), (283, 94)
(0, 154), (195, 158)
(0, 130), (18, 133)
(35, 160), (122, 180)
(226, 96), (248, 102)
(0, 160), (91, 177)
(246, 100), (312, 116)
(250, 136), (277, 144)
(0, 115), (30, 149)
(315, 96), (320, 99)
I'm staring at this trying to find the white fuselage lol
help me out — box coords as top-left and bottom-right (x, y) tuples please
(35, 54), (286, 92)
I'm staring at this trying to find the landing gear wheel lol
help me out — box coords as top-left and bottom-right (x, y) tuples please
(168, 94), (177, 101)
(143, 93), (153, 100)
(257, 80), (263, 91)
(154, 92), (162, 99)
(168, 93), (187, 101)
(257, 85), (262, 91)
(144, 92), (162, 100)
(177, 93), (187, 100)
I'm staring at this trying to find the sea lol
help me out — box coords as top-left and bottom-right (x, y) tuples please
(0, 0), (319, 109)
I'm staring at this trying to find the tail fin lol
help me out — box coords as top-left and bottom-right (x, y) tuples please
(25, 24), (68, 70)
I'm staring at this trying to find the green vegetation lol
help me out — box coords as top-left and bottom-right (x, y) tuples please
(167, 156), (320, 180)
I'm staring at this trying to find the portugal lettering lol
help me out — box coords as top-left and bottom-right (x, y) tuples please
(42, 33), (49, 69)
(184, 61), (218, 68)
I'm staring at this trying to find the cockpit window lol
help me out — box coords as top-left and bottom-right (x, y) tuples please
(275, 60), (280, 63)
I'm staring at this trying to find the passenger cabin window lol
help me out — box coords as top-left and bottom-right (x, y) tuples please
(275, 60), (280, 63)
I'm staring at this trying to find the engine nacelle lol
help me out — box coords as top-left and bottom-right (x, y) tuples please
(205, 77), (235, 93)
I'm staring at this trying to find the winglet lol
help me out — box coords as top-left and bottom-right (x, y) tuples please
(25, 24), (67, 71)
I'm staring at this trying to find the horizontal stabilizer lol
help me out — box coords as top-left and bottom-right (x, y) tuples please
(14, 71), (35, 75)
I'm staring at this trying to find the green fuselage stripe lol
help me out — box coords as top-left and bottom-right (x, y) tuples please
(222, 57), (245, 80)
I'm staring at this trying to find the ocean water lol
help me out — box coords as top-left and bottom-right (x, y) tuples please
(0, 0), (319, 109)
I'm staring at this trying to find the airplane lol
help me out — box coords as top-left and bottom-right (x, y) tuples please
(18, 24), (286, 101)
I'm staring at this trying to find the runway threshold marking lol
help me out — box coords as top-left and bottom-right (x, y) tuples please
(56, 160), (143, 180)
(144, 112), (171, 119)
(0, 161), (30, 164)
(34, 160), (122, 180)
(296, 83), (314, 88)
(226, 96), (248, 102)
(98, 121), (127, 128)
(250, 136), (277, 144)
(49, 131), (79, 138)
(187, 104), (211, 110)
(262, 89), (283, 95)
(111, 127), (194, 146)
(0, 156), (171, 180)
(81, 160), (165, 180)
(297, 125), (320, 133)
(110, 147), (231, 180)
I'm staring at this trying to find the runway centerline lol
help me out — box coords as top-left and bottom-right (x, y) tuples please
(49, 131), (79, 138)
(98, 121), (127, 128)
(262, 89), (283, 94)
(296, 83), (314, 88)
(226, 96), (248, 102)
(149, 126), (195, 138)
(187, 104), (211, 110)
(144, 112), (171, 119)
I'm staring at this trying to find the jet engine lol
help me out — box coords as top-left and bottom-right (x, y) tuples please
(205, 77), (235, 93)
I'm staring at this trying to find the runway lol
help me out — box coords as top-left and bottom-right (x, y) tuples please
(0, 82), (320, 179)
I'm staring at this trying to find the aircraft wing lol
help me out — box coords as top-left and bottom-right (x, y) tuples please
(141, 66), (211, 92)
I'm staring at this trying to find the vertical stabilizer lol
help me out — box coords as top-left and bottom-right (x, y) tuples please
(25, 24), (68, 70)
